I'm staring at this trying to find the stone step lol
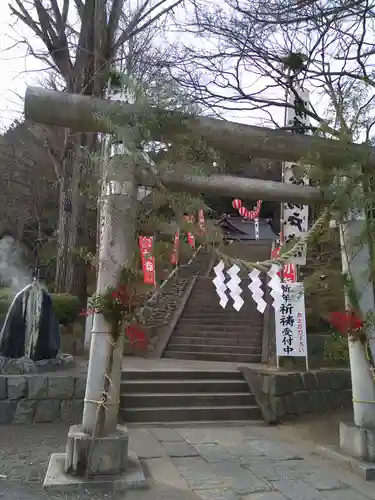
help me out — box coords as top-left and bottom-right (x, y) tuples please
(120, 379), (248, 393)
(185, 293), (258, 300)
(165, 343), (262, 355)
(169, 336), (261, 347)
(172, 328), (262, 339)
(174, 323), (263, 331)
(187, 286), (256, 292)
(121, 370), (244, 381)
(121, 392), (255, 408)
(163, 351), (262, 363)
(181, 309), (263, 318)
(177, 316), (263, 324)
(120, 405), (262, 423)
(178, 322), (263, 330)
(176, 321), (263, 329)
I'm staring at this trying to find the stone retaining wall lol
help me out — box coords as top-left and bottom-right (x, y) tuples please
(0, 373), (86, 424)
(262, 369), (352, 419)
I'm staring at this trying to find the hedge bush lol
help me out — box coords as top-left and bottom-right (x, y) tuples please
(0, 288), (10, 300)
(0, 289), (10, 317)
(0, 288), (80, 325)
(50, 294), (81, 325)
(0, 299), (9, 316)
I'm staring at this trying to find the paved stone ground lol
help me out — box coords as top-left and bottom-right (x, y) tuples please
(1, 423), (375, 500)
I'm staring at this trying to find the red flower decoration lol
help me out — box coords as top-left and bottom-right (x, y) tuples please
(111, 285), (137, 307)
(80, 307), (98, 317)
(125, 325), (148, 351)
(328, 311), (364, 336)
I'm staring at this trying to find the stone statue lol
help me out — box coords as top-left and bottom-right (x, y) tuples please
(0, 281), (60, 361)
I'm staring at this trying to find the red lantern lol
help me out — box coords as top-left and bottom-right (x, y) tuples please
(232, 199), (242, 210)
(239, 206), (247, 217)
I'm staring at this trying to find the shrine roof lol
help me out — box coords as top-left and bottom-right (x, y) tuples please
(216, 215), (278, 241)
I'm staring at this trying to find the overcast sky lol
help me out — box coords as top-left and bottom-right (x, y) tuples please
(0, 2), (316, 134)
(0, 5), (46, 131)
(0, 2), (287, 133)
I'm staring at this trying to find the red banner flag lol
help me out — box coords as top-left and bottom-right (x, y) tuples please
(184, 216), (195, 248)
(198, 209), (205, 233)
(283, 263), (297, 283)
(271, 247), (296, 282)
(171, 231), (179, 265)
(139, 236), (156, 285)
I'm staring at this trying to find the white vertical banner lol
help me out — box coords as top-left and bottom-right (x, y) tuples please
(281, 89), (310, 265)
(275, 282), (308, 367)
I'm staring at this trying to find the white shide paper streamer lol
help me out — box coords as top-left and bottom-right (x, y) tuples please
(248, 268), (267, 313)
(226, 264), (244, 311)
(213, 260), (229, 308)
(267, 264), (282, 311)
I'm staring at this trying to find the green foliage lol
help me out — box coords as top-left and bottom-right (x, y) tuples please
(85, 267), (152, 340)
(0, 289), (80, 324)
(302, 223), (345, 322)
(324, 333), (349, 366)
(50, 294), (81, 325)
(0, 288), (12, 318)
(282, 52), (307, 72)
(0, 298), (9, 316)
(0, 288), (11, 300)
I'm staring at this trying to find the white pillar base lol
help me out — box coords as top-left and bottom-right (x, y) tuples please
(43, 424), (146, 492)
(340, 420), (375, 462)
(43, 450), (146, 492)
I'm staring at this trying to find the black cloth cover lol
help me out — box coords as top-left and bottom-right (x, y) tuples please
(0, 285), (60, 361)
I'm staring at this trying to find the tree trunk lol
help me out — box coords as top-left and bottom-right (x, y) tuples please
(55, 130), (99, 302)
(55, 131), (81, 294)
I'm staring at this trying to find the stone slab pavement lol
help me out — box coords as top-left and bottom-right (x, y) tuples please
(1, 423), (375, 500)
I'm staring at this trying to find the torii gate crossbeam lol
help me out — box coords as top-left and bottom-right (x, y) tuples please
(24, 86), (349, 205)
(25, 86), (375, 170)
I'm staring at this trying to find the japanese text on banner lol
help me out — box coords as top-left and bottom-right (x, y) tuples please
(275, 282), (307, 357)
(271, 247), (297, 283)
(282, 89), (310, 266)
(139, 236), (156, 286)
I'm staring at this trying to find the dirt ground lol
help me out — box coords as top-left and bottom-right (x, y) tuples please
(278, 408), (353, 448)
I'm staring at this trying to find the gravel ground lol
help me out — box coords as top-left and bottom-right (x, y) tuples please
(0, 423), (123, 499)
(0, 423), (69, 484)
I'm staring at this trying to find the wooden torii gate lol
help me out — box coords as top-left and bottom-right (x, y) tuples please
(25, 86), (375, 487)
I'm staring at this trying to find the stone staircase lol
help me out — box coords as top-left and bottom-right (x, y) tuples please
(145, 248), (212, 355)
(162, 242), (272, 363)
(119, 369), (261, 423)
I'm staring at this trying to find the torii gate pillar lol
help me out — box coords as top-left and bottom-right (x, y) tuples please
(44, 156), (146, 490)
